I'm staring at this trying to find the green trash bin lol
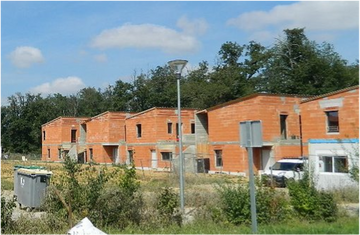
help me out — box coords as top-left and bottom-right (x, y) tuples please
(13, 165), (45, 199)
(16, 168), (52, 209)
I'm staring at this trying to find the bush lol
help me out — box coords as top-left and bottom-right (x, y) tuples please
(215, 182), (291, 225)
(89, 165), (143, 229)
(1, 196), (16, 233)
(287, 172), (338, 222)
(156, 187), (181, 225)
(43, 157), (143, 230)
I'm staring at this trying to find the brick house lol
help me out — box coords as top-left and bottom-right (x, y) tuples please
(195, 93), (308, 176)
(300, 85), (359, 189)
(41, 112), (132, 163)
(41, 116), (89, 161)
(125, 107), (197, 170)
(83, 111), (132, 164)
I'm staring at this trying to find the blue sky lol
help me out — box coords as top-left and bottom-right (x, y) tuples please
(1, 1), (359, 105)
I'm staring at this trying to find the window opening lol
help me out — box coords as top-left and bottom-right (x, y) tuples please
(280, 115), (288, 139)
(326, 111), (339, 133)
(191, 123), (195, 134)
(215, 150), (223, 167)
(71, 129), (77, 143)
(136, 124), (142, 138)
(167, 122), (173, 134)
(161, 152), (172, 161)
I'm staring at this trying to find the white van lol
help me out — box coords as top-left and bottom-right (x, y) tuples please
(262, 157), (307, 187)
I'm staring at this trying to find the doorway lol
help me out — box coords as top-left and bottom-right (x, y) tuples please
(113, 147), (119, 164)
(151, 150), (157, 168)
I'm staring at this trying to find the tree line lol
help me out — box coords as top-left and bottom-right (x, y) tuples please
(1, 28), (358, 154)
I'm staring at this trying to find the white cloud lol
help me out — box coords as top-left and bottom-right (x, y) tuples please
(90, 23), (200, 54)
(94, 54), (108, 63)
(177, 16), (208, 36)
(30, 76), (86, 96)
(9, 46), (45, 68)
(227, 1), (359, 31)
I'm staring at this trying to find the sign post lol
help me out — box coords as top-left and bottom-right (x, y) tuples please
(240, 121), (263, 234)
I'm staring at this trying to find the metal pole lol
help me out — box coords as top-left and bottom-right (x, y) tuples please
(247, 147), (258, 233)
(177, 73), (185, 214)
(246, 122), (257, 234)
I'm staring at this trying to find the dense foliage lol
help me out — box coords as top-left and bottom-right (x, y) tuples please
(287, 172), (338, 222)
(1, 196), (16, 233)
(1, 28), (358, 154)
(42, 156), (143, 229)
(215, 182), (291, 225)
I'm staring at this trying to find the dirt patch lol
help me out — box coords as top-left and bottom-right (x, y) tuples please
(1, 190), (46, 220)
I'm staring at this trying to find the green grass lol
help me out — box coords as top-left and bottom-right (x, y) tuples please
(104, 217), (359, 234)
(1, 178), (14, 190)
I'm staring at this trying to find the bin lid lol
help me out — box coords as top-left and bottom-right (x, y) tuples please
(14, 165), (46, 170)
(17, 168), (53, 176)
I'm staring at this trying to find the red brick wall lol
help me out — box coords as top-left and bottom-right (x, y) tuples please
(207, 95), (302, 173)
(125, 108), (196, 168)
(42, 117), (87, 161)
(301, 88), (359, 142)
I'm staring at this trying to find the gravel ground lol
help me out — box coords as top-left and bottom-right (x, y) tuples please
(1, 190), (46, 220)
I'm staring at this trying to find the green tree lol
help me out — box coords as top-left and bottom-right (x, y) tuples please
(258, 28), (358, 95)
(129, 73), (152, 112)
(102, 80), (133, 112)
(77, 87), (105, 116)
(1, 93), (56, 153)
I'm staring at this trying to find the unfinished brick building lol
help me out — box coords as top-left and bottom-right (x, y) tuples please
(125, 107), (197, 170)
(41, 116), (89, 161)
(195, 93), (308, 176)
(41, 86), (358, 181)
(300, 85), (359, 189)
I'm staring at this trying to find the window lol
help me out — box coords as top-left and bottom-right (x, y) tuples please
(161, 152), (172, 161)
(89, 148), (93, 161)
(191, 123), (195, 134)
(215, 150), (223, 167)
(58, 148), (62, 159)
(323, 156), (347, 173)
(176, 123), (183, 137)
(47, 149), (51, 159)
(280, 115), (288, 139)
(167, 122), (173, 134)
(326, 111), (339, 133)
(136, 124), (142, 138)
(43, 131), (46, 140)
(128, 150), (134, 164)
(71, 129), (77, 143)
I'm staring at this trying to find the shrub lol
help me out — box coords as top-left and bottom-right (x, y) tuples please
(1, 196), (16, 233)
(43, 157), (143, 230)
(89, 165), (143, 229)
(287, 172), (338, 222)
(215, 182), (291, 225)
(156, 187), (181, 225)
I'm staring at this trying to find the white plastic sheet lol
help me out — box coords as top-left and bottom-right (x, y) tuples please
(67, 217), (107, 235)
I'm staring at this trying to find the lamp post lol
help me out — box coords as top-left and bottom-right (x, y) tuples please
(168, 59), (188, 214)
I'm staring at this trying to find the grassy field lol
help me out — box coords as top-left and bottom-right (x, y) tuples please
(1, 159), (359, 234)
(114, 217), (359, 234)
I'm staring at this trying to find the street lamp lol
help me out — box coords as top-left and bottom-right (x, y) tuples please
(168, 59), (187, 214)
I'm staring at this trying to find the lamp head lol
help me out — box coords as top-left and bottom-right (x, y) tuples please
(168, 59), (188, 75)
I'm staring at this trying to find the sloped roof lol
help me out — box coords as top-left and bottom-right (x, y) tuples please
(41, 116), (89, 127)
(300, 85), (359, 104)
(87, 111), (134, 121)
(126, 107), (197, 120)
(205, 93), (310, 112)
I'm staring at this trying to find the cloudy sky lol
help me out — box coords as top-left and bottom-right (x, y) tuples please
(1, 1), (359, 105)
